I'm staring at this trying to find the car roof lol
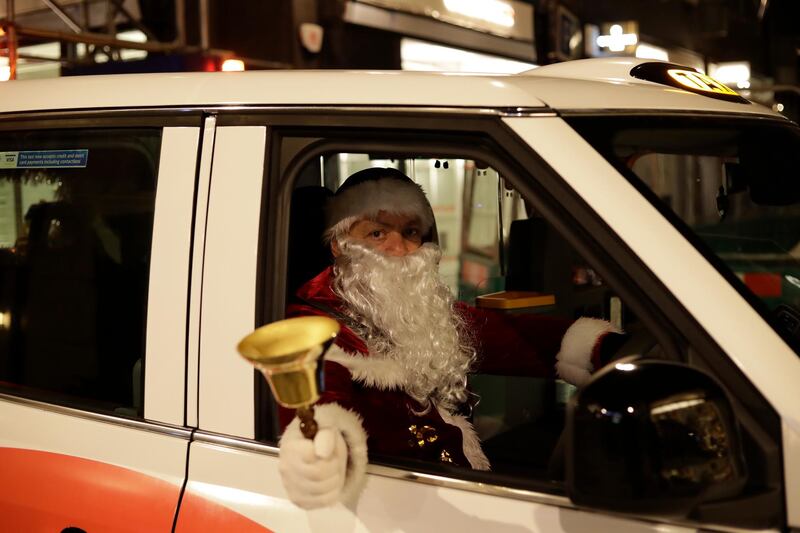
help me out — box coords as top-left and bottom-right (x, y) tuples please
(0, 57), (784, 119)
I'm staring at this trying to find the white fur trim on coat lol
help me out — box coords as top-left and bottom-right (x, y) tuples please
(325, 177), (435, 238)
(555, 317), (622, 387)
(326, 344), (407, 390)
(437, 406), (491, 471)
(327, 346), (491, 470)
(282, 402), (369, 505)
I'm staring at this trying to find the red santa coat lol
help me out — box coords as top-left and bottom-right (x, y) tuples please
(280, 267), (618, 474)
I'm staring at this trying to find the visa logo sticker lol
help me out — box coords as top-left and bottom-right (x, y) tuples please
(0, 152), (18, 169)
(0, 149), (89, 169)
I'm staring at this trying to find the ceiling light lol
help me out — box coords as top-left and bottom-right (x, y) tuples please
(443, 0), (515, 28)
(635, 43), (669, 61)
(709, 62), (750, 85)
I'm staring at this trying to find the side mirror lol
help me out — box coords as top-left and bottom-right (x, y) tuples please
(566, 356), (746, 517)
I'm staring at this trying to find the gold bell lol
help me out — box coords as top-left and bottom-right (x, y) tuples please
(237, 316), (339, 438)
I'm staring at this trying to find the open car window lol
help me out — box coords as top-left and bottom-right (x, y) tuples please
(281, 149), (663, 486)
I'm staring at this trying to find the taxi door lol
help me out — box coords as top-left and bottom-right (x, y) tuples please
(174, 111), (706, 532)
(0, 114), (202, 532)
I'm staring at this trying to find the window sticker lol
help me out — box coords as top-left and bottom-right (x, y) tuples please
(0, 149), (89, 169)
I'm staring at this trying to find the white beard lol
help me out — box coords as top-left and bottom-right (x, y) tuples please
(331, 239), (476, 412)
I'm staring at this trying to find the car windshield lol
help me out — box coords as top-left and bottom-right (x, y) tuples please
(568, 115), (800, 355)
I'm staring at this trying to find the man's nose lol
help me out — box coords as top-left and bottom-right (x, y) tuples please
(380, 231), (412, 256)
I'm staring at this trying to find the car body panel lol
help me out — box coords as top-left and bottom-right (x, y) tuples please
(179, 437), (697, 533)
(522, 58), (783, 116)
(0, 59), (781, 119)
(1, 446), (273, 533)
(785, 420), (800, 526)
(0, 70), (546, 112)
(0, 395), (189, 531)
(175, 489), (274, 533)
(144, 126), (199, 425)
(0, 447), (181, 533)
(197, 126), (265, 438)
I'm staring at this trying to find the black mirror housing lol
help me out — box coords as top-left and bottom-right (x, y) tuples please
(566, 357), (747, 517)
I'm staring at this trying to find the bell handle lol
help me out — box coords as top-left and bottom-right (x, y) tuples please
(297, 405), (318, 439)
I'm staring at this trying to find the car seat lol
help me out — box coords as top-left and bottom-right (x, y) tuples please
(286, 186), (334, 302)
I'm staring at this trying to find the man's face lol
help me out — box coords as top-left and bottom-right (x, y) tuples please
(334, 210), (423, 257)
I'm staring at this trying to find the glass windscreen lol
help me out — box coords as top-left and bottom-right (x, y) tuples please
(569, 116), (800, 354)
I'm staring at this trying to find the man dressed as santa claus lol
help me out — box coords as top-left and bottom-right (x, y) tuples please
(278, 167), (625, 509)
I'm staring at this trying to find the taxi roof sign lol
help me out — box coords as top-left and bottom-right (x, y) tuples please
(630, 62), (750, 104)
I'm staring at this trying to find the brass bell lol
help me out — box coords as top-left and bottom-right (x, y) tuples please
(237, 316), (339, 438)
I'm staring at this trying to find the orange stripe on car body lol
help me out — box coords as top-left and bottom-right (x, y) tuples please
(0, 448), (272, 533)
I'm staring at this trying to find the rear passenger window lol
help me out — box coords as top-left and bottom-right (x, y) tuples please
(0, 128), (161, 417)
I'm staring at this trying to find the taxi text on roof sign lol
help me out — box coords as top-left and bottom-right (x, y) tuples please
(630, 62), (750, 104)
(667, 69), (739, 97)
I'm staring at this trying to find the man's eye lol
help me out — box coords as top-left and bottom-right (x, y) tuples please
(369, 230), (384, 239)
(404, 228), (420, 238)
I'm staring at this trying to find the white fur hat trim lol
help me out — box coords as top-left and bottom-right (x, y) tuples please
(326, 177), (435, 238)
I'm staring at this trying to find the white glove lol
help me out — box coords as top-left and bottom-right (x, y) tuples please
(279, 426), (348, 509)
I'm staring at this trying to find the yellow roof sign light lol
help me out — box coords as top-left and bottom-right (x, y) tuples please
(630, 62), (750, 104)
(667, 69), (739, 96)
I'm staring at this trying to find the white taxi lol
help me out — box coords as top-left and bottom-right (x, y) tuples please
(0, 57), (798, 532)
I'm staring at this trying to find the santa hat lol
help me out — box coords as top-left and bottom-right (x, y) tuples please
(324, 167), (437, 243)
